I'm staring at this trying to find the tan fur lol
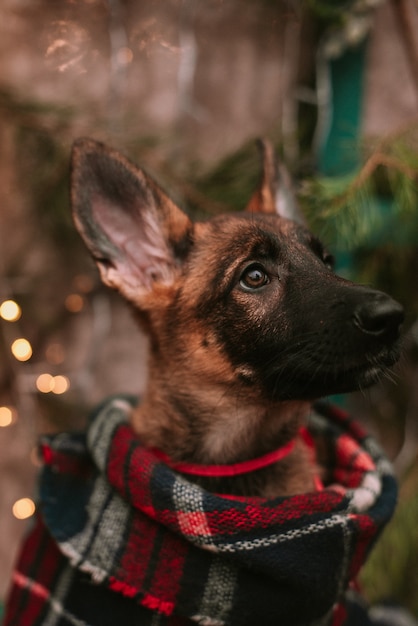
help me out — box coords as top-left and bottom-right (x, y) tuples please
(71, 138), (401, 499)
(127, 214), (316, 496)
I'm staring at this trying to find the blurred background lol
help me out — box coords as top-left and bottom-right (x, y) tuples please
(1, 0), (418, 619)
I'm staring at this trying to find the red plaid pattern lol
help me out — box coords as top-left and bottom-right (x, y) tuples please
(4, 397), (397, 626)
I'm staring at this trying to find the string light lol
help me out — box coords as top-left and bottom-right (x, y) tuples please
(11, 338), (32, 361)
(65, 293), (84, 313)
(12, 498), (36, 520)
(52, 375), (70, 394)
(2, 276), (94, 534)
(36, 373), (70, 395)
(0, 406), (16, 427)
(0, 299), (22, 322)
(36, 373), (55, 393)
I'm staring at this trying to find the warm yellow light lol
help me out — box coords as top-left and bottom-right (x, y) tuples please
(0, 406), (15, 427)
(0, 300), (21, 322)
(52, 375), (70, 395)
(12, 498), (36, 520)
(11, 338), (32, 361)
(36, 373), (70, 394)
(36, 373), (55, 393)
(65, 293), (84, 313)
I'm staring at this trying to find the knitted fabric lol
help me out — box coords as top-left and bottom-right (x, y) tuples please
(4, 396), (397, 626)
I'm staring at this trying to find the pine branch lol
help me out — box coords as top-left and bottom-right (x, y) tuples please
(300, 124), (418, 249)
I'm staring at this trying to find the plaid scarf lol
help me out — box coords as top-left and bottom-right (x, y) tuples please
(4, 396), (397, 626)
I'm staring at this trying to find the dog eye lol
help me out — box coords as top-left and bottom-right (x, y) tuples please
(239, 264), (270, 290)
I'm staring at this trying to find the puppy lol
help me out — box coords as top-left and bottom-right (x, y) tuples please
(70, 137), (404, 498)
(4, 138), (406, 626)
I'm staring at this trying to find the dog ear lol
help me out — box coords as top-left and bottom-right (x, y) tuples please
(71, 138), (193, 302)
(246, 139), (305, 223)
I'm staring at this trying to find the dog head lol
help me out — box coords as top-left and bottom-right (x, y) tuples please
(71, 138), (404, 405)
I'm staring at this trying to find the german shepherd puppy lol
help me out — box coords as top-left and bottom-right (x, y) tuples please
(71, 138), (404, 499)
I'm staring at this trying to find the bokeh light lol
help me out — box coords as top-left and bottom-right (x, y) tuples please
(36, 373), (55, 393)
(36, 373), (70, 395)
(12, 498), (36, 520)
(11, 338), (32, 361)
(0, 300), (21, 322)
(0, 406), (16, 427)
(65, 293), (84, 313)
(52, 375), (70, 395)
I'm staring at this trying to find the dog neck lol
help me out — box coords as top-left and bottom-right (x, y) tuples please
(131, 383), (314, 497)
(132, 383), (310, 459)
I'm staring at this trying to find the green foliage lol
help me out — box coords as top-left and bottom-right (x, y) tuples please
(386, 137), (418, 217)
(0, 89), (84, 257)
(306, 0), (352, 24)
(193, 140), (262, 214)
(0, 87), (74, 122)
(299, 127), (418, 252)
(299, 169), (379, 249)
(16, 127), (75, 247)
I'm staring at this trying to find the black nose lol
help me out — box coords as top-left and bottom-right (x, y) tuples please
(353, 292), (404, 339)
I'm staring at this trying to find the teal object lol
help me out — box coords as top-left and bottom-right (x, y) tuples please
(317, 41), (369, 272)
(318, 39), (368, 177)
(317, 37), (416, 249)
(317, 41), (368, 406)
